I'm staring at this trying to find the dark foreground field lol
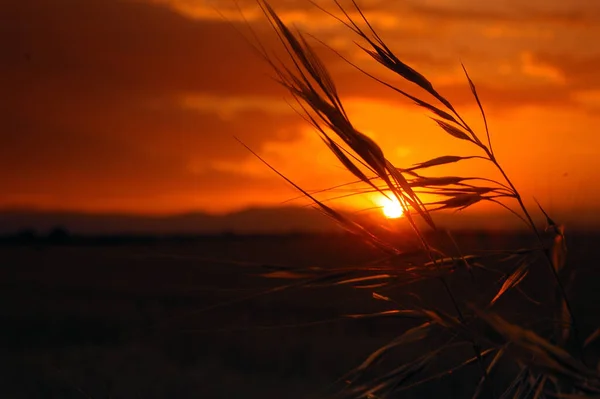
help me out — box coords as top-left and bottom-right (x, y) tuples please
(1, 232), (599, 398)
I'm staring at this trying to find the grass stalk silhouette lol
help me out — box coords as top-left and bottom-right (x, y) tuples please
(231, 0), (599, 397)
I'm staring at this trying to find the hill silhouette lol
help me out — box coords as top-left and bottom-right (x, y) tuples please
(0, 206), (341, 235)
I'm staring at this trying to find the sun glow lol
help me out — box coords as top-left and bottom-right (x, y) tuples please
(379, 197), (404, 219)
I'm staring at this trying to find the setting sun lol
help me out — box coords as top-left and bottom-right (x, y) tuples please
(379, 197), (404, 219)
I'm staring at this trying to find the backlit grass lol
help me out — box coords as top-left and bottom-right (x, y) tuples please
(233, 1), (600, 397)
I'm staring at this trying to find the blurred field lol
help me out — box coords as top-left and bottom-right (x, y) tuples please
(1, 232), (599, 398)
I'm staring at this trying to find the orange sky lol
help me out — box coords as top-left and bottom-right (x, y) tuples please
(2, 0), (600, 227)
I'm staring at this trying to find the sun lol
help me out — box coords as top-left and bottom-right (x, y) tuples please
(379, 197), (404, 219)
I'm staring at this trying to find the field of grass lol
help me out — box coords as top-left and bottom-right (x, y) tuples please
(1, 232), (599, 398)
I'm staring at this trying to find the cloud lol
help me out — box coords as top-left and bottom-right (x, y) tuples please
(520, 51), (567, 84)
(160, 0), (599, 27)
(533, 53), (600, 90)
(1, 0), (286, 98)
(0, 0), (309, 209)
(1, 0), (599, 215)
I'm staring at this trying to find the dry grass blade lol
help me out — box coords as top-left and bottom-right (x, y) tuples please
(461, 63), (489, 149)
(423, 254), (480, 268)
(420, 308), (464, 331)
(473, 347), (506, 399)
(494, 248), (539, 262)
(260, 1), (345, 112)
(339, 44), (463, 126)
(372, 292), (393, 302)
(334, 274), (393, 285)
(499, 368), (529, 399)
(342, 0), (460, 118)
(294, 97), (380, 175)
(337, 0), (432, 95)
(511, 376), (534, 399)
(535, 198), (559, 232)
(420, 189), (491, 199)
(304, 271), (358, 286)
(320, 133), (385, 196)
(345, 348), (441, 398)
(412, 186), (505, 199)
(297, 33), (339, 101)
(427, 193), (483, 212)
(344, 309), (423, 319)
(490, 259), (531, 306)
(532, 199), (580, 356)
(407, 155), (481, 171)
(473, 309), (600, 386)
(357, 43), (432, 93)
(409, 176), (470, 187)
(412, 95), (463, 125)
(552, 227), (567, 273)
(354, 132), (388, 177)
(532, 375), (547, 399)
(354, 282), (390, 289)
(354, 322), (432, 372)
(301, 11), (465, 127)
(539, 201), (570, 346)
(393, 348), (496, 394)
(432, 118), (473, 141)
(468, 186), (504, 195)
(584, 328), (600, 348)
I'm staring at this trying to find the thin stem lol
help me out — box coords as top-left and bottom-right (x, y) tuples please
(486, 149), (583, 358)
(486, 198), (530, 227)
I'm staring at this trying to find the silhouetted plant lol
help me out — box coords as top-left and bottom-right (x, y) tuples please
(236, 1), (599, 397)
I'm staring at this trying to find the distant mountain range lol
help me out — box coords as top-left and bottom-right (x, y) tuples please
(0, 205), (596, 236)
(0, 207), (343, 235)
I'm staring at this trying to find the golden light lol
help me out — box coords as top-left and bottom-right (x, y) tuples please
(379, 196), (404, 219)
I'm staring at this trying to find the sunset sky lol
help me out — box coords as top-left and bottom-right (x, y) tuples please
(2, 0), (600, 227)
